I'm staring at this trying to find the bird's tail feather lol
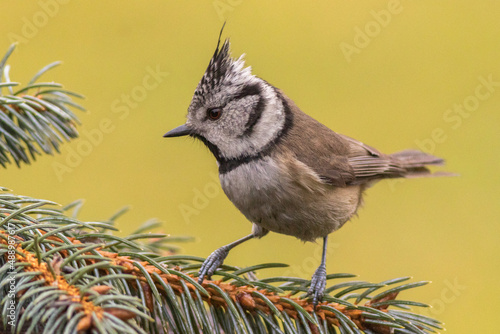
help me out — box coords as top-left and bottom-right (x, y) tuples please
(390, 149), (455, 177)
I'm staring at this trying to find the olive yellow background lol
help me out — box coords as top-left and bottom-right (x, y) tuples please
(1, 1), (499, 332)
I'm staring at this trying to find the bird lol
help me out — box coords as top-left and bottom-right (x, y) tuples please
(163, 29), (449, 305)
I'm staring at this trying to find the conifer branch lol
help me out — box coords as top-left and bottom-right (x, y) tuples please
(0, 189), (443, 333)
(0, 44), (84, 167)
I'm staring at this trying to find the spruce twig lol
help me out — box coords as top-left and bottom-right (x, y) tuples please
(0, 190), (443, 334)
(0, 44), (84, 167)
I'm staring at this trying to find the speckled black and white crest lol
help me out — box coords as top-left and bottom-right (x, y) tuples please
(191, 32), (256, 106)
(198, 37), (231, 92)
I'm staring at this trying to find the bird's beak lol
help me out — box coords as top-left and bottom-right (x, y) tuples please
(163, 124), (192, 138)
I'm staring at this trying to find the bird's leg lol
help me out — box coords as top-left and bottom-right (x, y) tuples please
(307, 235), (328, 306)
(198, 234), (254, 284)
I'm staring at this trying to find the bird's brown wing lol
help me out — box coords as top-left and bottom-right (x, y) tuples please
(277, 133), (356, 187)
(279, 92), (405, 187)
(278, 97), (355, 187)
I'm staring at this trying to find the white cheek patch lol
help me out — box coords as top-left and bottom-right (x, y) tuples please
(224, 95), (261, 136)
(215, 86), (286, 159)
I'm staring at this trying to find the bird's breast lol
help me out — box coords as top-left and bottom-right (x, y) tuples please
(219, 155), (361, 242)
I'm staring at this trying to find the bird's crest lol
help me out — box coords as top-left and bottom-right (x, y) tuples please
(194, 24), (255, 100)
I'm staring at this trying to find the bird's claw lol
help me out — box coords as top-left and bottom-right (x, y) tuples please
(198, 246), (229, 284)
(307, 264), (327, 307)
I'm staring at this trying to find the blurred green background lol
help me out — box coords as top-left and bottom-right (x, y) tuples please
(1, 1), (499, 332)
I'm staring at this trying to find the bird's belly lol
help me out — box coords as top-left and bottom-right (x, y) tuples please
(220, 157), (361, 242)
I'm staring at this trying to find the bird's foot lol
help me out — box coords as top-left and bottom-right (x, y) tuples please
(197, 246), (230, 284)
(307, 263), (327, 307)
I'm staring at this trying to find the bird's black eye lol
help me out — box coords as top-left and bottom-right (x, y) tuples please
(207, 107), (222, 120)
